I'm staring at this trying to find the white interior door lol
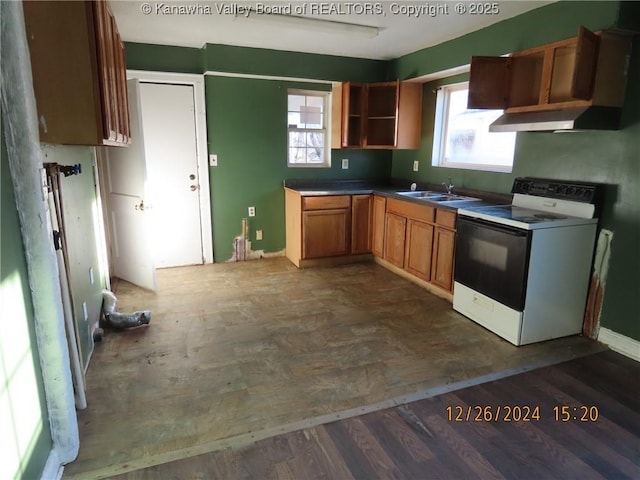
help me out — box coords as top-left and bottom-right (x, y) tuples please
(105, 79), (157, 291)
(139, 82), (203, 268)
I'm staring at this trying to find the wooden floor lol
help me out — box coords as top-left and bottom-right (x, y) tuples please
(63, 258), (606, 479)
(111, 350), (640, 479)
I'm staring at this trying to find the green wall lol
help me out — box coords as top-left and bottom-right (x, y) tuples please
(126, 42), (388, 82)
(390, 1), (621, 80)
(202, 44), (388, 82)
(125, 43), (204, 74)
(1, 126), (52, 480)
(41, 146), (106, 366)
(206, 76), (390, 260)
(391, 3), (640, 341)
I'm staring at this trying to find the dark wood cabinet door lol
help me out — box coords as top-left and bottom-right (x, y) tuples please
(372, 196), (386, 257)
(302, 209), (350, 259)
(351, 195), (373, 255)
(405, 220), (434, 281)
(431, 227), (455, 292)
(384, 213), (407, 268)
(468, 56), (512, 109)
(571, 26), (600, 100)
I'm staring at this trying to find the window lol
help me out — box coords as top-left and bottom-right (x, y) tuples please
(287, 90), (330, 167)
(432, 82), (516, 172)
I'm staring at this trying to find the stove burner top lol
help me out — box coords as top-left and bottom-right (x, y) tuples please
(458, 204), (596, 230)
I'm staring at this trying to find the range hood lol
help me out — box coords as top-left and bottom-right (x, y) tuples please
(489, 106), (623, 132)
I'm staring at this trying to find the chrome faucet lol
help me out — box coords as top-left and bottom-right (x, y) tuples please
(442, 178), (455, 194)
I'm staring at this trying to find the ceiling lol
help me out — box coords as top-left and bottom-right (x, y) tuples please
(111, 1), (551, 61)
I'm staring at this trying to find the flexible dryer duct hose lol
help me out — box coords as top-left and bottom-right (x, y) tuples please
(102, 290), (152, 329)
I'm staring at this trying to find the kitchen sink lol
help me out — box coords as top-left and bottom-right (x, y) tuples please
(396, 190), (440, 198)
(396, 191), (480, 203)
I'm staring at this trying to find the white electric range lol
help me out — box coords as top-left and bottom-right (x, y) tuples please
(453, 177), (602, 346)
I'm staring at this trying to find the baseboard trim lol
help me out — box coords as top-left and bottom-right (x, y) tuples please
(374, 256), (453, 303)
(598, 327), (640, 362)
(41, 449), (63, 480)
(297, 254), (373, 268)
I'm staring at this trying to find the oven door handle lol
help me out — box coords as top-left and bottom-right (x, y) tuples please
(457, 216), (529, 237)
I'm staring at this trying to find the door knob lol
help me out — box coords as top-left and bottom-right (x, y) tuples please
(189, 174), (196, 180)
(190, 185), (199, 191)
(135, 200), (145, 211)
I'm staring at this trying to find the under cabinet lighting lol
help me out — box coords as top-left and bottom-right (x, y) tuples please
(234, 13), (379, 38)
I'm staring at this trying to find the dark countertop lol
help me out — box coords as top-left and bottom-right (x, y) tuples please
(284, 178), (512, 210)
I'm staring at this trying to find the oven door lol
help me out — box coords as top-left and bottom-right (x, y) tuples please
(455, 216), (532, 311)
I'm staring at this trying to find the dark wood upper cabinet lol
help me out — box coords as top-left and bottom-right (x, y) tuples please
(23, 0), (130, 146)
(333, 80), (422, 150)
(468, 26), (631, 113)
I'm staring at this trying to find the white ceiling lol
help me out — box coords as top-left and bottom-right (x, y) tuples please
(111, 1), (552, 61)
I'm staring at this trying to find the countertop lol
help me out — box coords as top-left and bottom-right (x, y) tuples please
(283, 179), (512, 210)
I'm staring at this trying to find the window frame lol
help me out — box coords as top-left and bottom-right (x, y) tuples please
(287, 89), (331, 168)
(432, 81), (515, 173)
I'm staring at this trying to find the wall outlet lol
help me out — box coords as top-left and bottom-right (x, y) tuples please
(413, 160), (419, 172)
(256, 230), (263, 240)
(248, 206), (256, 217)
(209, 154), (218, 167)
(342, 158), (349, 169)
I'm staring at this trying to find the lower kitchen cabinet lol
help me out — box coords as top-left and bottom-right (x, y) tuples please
(375, 197), (457, 296)
(285, 189), (373, 267)
(405, 220), (434, 280)
(303, 209), (350, 258)
(285, 189), (456, 294)
(384, 213), (407, 268)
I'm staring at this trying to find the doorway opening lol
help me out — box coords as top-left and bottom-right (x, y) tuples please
(98, 72), (213, 290)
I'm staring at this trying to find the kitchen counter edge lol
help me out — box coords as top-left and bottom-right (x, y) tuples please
(283, 186), (500, 211)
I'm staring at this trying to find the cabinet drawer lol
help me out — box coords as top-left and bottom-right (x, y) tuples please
(436, 209), (457, 229)
(302, 195), (351, 211)
(387, 198), (435, 223)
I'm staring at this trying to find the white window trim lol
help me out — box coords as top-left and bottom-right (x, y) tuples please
(432, 81), (515, 173)
(287, 89), (331, 168)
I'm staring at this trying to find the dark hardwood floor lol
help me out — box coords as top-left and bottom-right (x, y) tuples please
(112, 350), (640, 479)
